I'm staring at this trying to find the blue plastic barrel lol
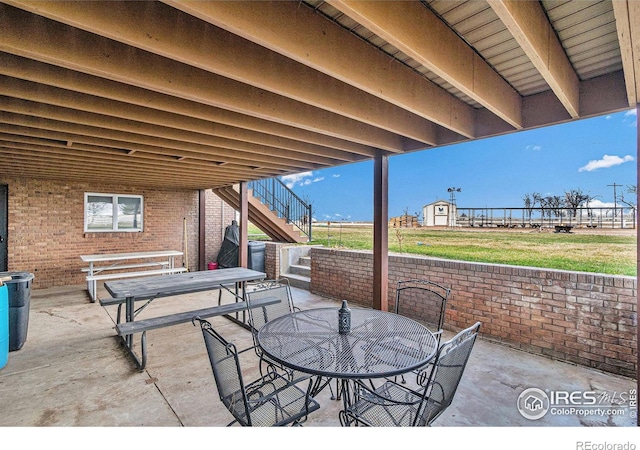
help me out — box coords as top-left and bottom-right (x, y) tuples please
(0, 283), (8, 369)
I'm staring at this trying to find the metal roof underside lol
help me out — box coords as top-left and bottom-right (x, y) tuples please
(0, 0), (638, 189)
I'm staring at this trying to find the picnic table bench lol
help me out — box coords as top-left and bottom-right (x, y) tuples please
(114, 296), (278, 371)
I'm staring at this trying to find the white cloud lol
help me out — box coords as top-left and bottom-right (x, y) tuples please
(578, 154), (634, 172)
(586, 199), (616, 208)
(526, 145), (542, 151)
(332, 174), (340, 178)
(281, 171), (327, 188)
(623, 109), (637, 127)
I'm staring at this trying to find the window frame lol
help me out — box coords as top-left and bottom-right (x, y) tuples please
(84, 192), (144, 233)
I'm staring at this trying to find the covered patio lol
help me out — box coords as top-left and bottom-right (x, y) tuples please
(0, 1), (638, 439)
(0, 283), (634, 429)
(1, 1), (638, 306)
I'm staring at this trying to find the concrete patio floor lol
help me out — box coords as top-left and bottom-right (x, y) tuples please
(0, 281), (636, 441)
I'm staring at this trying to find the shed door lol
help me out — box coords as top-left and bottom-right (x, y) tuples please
(434, 204), (448, 226)
(0, 184), (6, 271)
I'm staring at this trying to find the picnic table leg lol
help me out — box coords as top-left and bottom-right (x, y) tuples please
(88, 262), (96, 303)
(125, 295), (135, 349)
(119, 294), (147, 371)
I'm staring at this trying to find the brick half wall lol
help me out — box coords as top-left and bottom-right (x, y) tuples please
(310, 247), (637, 377)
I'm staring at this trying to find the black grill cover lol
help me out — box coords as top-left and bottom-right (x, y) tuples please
(216, 220), (239, 268)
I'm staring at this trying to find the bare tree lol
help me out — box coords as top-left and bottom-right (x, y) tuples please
(564, 189), (591, 218)
(301, 194), (315, 225)
(523, 192), (540, 222)
(617, 185), (637, 215)
(538, 195), (563, 225)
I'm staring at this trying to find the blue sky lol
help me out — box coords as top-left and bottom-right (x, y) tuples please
(282, 109), (638, 222)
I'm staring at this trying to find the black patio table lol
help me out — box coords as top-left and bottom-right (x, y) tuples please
(257, 306), (438, 413)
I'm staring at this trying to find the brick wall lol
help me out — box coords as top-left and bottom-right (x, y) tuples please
(2, 178), (231, 289)
(264, 242), (284, 280)
(310, 247), (637, 377)
(205, 189), (237, 267)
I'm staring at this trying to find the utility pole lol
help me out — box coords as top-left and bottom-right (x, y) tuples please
(607, 182), (621, 226)
(447, 187), (461, 228)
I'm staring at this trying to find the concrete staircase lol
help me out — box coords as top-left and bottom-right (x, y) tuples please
(284, 255), (311, 290)
(281, 246), (318, 291)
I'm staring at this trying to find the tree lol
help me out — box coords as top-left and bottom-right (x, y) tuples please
(542, 195), (563, 219)
(522, 192), (540, 222)
(564, 189), (591, 218)
(617, 185), (637, 216)
(301, 194), (315, 228)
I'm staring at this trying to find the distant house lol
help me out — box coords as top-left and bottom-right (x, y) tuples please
(423, 200), (457, 227)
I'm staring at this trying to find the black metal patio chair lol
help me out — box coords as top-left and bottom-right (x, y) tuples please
(366, 279), (450, 385)
(394, 279), (450, 382)
(245, 279), (300, 374)
(245, 278), (336, 398)
(340, 322), (480, 427)
(395, 279), (450, 335)
(193, 317), (320, 427)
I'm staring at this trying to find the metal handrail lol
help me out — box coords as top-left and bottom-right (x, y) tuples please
(248, 178), (312, 240)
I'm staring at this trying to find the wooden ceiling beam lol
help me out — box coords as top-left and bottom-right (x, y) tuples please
(328, 0), (522, 130)
(0, 149), (234, 187)
(0, 96), (348, 168)
(0, 3), (410, 152)
(488, 0), (580, 118)
(612, 0), (640, 106)
(7, 0), (438, 147)
(0, 134), (282, 179)
(0, 113), (333, 171)
(0, 76), (366, 164)
(0, 53), (377, 157)
(164, 0), (476, 139)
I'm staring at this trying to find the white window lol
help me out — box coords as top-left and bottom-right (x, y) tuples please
(85, 193), (143, 232)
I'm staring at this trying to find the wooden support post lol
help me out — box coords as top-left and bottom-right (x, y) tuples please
(373, 150), (388, 311)
(198, 189), (206, 271)
(636, 104), (640, 426)
(239, 182), (248, 268)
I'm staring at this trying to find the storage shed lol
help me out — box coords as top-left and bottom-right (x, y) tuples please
(423, 201), (456, 227)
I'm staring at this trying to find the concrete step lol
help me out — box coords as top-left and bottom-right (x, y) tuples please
(298, 256), (311, 267)
(288, 263), (310, 277)
(282, 273), (310, 290)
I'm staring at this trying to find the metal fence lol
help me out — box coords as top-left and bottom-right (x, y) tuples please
(455, 207), (637, 229)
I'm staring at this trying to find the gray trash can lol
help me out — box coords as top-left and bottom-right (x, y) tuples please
(247, 241), (266, 273)
(0, 272), (35, 351)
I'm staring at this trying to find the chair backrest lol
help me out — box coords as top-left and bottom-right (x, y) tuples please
(246, 279), (295, 342)
(195, 318), (252, 425)
(395, 279), (450, 334)
(418, 321), (480, 426)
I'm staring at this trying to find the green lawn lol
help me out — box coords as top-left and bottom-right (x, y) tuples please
(305, 224), (637, 276)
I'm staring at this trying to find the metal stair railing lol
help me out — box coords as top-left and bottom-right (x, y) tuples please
(248, 178), (312, 241)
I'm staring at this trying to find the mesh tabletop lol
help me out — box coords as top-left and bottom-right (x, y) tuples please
(257, 307), (438, 379)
